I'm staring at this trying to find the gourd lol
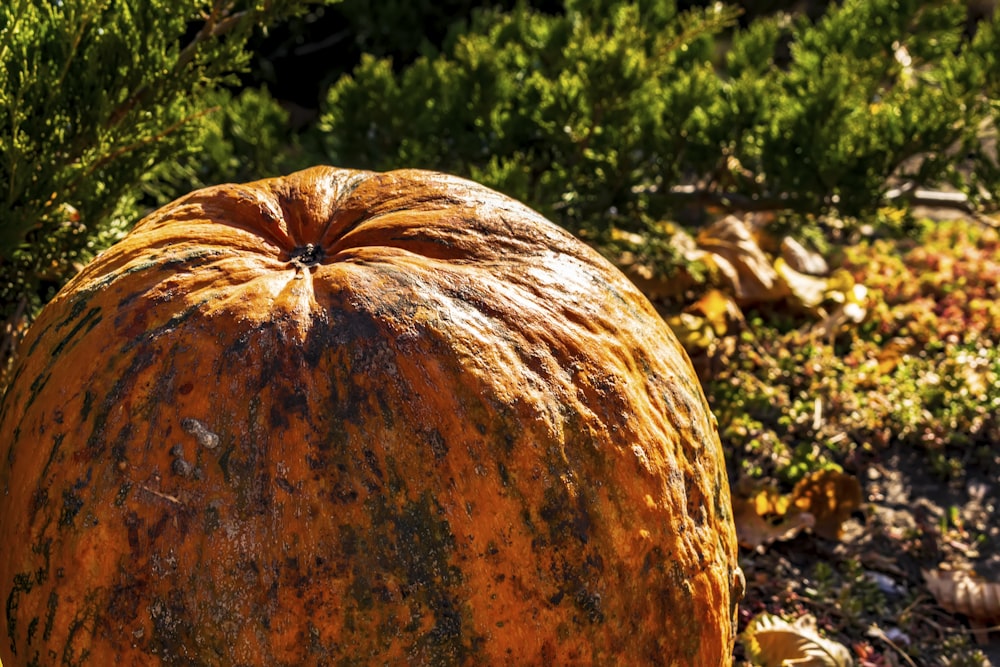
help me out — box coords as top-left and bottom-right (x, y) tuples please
(0, 167), (742, 665)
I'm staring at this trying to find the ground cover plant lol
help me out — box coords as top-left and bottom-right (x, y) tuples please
(692, 216), (1000, 665)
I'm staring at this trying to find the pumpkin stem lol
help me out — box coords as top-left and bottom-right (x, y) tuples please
(289, 243), (324, 268)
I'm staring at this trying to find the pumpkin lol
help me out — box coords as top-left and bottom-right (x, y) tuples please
(0, 167), (742, 666)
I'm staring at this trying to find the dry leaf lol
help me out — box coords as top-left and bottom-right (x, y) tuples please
(742, 613), (853, 667)
(697, 215), (787, 303)
(781, 236), (829, 275)
(924, 569), (1000, 644)
(775, 257), (830, 309)
(688, 289), (741, 336)
(732, 486), (815, 551)
(791, 470), (863, 541)
(733, 471), (862, 550)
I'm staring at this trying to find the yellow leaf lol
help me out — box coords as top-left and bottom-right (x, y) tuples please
(665, 312), (716, 350)
(742, 613), (853, 667)
(732, 488), (814, 551)
(775, 257), (829, 309)
(686, 288), (741, 336)
(791, 470), (863, 541)
(780, 236), (829, 275)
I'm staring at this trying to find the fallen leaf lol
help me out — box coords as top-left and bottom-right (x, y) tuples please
(791, 470), (863, 541)
(742, 613), (853, 667)
(775, 257), (829, 308)
(923, 569), (1000, 644)
(781, 236), (830, 275)
(687, 288), (742, 337)
(732, 485), (815, 551)
(697, 215), (787, 303)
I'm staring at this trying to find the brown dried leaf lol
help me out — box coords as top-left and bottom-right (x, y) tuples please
(924, 569), (1000, 644)
(742, 613), (853, 667)
(781, 236), (829, 275)
(697, 215), (787, 303)
(791, 470), (863, 541)
(732, 487), (815, 551)
(733, 471), (862, 550)
(775, 257), (829, 309)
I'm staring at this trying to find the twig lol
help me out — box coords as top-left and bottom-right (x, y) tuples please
(867, 624), (918, 667)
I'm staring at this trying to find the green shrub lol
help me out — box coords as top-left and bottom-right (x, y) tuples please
(321, 1), (737, 241)
(0, 0), (333, 321)
(319, 0), (1000, 242)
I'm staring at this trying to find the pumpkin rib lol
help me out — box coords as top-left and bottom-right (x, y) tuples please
(1, 166), (740, 666)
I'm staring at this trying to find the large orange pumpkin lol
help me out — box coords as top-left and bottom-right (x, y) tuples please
(0, 167), (741, 666)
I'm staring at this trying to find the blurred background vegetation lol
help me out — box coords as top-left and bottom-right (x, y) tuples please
(2, 0), (999, 663)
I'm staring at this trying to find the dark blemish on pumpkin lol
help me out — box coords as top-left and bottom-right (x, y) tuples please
(26, 371), (51, 412)
(114, 482), (132, 507)
(574, 588), (604, 624)
(177, 382), (193, 396)
(362, 449), (382, 481)
(26, 614), (38, 646)
(539, 483), (591, 545)
(203, 504), (221, 535)
(80, 390), (94, 421)
(107, 574), (145, 631)
(148, 591), (197, 663)
(171, 458), (193, 477)
(52, 295), (92, 333)
(497, 461), (510, 487)
(330, 478), (359, 504)
(59, 488), (84, 527)
(6, 572), (33, 649)
(147, 513), (172, 544)
(355, 492), (484, 661)
(271, 387), (309, 430)
(216, 445), (234, 483)
(275, 476), (295, 494)
(127, 515), (149, 560)
(121, 301), (204, 354)
(549, 590), (565, 605)
(61, 587), (102, 667)
(50, 306), (102, 359)
(42, 590), (57, 642)
(426, 429), (447, 461)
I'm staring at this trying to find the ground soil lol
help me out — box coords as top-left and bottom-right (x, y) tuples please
(733, 378), (1000, 666)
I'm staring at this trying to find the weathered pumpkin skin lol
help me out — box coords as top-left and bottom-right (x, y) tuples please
(0, 167), (741, 666)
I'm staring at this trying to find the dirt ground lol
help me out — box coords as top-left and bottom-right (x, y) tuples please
(735, 437), (1000, 665)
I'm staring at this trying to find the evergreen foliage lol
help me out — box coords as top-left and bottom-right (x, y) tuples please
(0, 0), (332, 319)
(320, 0), (1000, 241)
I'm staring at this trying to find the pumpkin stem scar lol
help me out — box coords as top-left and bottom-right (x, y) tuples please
(289, 244), (325, 269)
